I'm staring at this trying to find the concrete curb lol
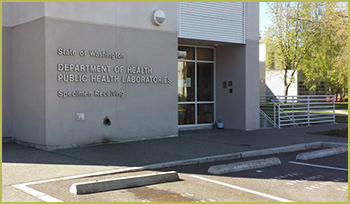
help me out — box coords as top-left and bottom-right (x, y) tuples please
(142, 141), (323, 170)
(240, 142), (323, 158)
(296, 146), (348, 161)
(70, 171), (180, 195)
(55, 141), (346, 181)
(322, 142), (348, 148)
(208, 157), (282, 175)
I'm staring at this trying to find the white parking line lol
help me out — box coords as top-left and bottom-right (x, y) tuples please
(288, 161), (348, 171)
(13, 184), (63, 202)
(11, 167), (145, 202)
(190, 175), (294, 202)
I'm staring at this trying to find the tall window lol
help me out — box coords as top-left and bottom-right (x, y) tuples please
(178, 46), (215, 126)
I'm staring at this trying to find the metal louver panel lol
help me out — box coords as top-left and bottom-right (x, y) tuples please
(178, 2), (245, 44)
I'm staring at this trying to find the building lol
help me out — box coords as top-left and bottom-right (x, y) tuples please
(259, 44), (326, 97)
(2, 2), (259, 150)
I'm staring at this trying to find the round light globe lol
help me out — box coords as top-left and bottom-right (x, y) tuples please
(151, 10), (166, 26)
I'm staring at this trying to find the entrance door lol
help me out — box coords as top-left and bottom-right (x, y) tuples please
(178, 46), (215, 127)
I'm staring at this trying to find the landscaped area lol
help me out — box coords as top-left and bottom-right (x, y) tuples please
(308, 102), (348, 137)
(334, 102), (348, 123)
(312, 128), (348, 138)
(334, 102), (348, 110)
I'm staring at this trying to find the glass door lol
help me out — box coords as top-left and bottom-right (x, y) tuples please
(178, 46), (215, 127)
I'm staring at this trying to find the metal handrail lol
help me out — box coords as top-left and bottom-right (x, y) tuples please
(260, 95), (336, 128)
(273, 102), (299, 128)
(259, 108), (278, 128)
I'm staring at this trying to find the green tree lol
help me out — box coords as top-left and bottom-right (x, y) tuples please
(264, 2), (321, 96)
(264, 2), (348, 95)
(302, 2), (348, 93)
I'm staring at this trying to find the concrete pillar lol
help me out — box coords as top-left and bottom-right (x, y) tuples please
(215, 2), (259, 130)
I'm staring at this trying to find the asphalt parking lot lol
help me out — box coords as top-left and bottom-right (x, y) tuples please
(4, 124), (348, 202)
(24, 150), (348, 202)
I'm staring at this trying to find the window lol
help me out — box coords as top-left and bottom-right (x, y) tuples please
(178, 46), (215, 126)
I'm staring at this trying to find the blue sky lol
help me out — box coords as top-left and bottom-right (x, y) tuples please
(259, 2), (271, 38)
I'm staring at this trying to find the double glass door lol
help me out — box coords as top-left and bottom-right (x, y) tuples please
(178, 46), (215, 126)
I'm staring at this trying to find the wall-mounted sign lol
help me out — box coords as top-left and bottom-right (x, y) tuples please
(56, 47), (172, 98)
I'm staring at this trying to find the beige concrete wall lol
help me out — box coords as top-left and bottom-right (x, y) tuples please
(215, 2), (259, 130)
(245, 40), (260, 130)
(4, 2), (177, 32)
(244, 2), (259, 130)
(2, 2), (44, 27)
(4, 2), (260, 147)
(44, 18), (178, 148)
(11, 18), (46, 145)
(45, 2), (177, 32)
(245, 2), (259, 41)
(2, 27), (12, 138)
(4, 2), (178, 148)
(216, 44), (246, 129)
(2, 3), (12, 27)
(216, 43), (259, 130)
(259, 61), (266, 96)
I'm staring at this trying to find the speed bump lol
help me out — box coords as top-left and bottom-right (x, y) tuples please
(208, 157), (282, 175)
(296, 146), (348, 161)
(70, 171), (180, 195)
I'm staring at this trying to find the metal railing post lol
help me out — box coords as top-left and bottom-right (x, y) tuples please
(278, 103), (281, 128)
(264, 94), (335, 128)
(333, 96), (336, 123)
(292, 96), (294, 120)
(273, 102), (276, 128)
(307, 95), (310, 126)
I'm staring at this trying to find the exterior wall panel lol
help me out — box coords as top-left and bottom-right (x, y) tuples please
(244, 2), (259, 130)
(3, 2), (44, 27)
(178, 2), (245, 43)
(4, 2), (177, 32)
(216, 44), (246, 129)
(215, 2), (259, 130)
(2, 3), (12, 27)
(11, 18), (46, 145)
(45, 19), (178, 148)
(2, 27), (12, 138)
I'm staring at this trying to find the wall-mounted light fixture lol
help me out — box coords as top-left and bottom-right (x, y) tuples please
(151, 10), (166, 26)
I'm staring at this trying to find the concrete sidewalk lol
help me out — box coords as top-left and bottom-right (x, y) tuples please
(2, 123), (348, 202)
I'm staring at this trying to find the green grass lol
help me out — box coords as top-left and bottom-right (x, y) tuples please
(335, 116), (348, 123)
(313, 128), (348, 138)
(261, 102), (348, 109)
(261, 102), (348, 117)
(335, 102), (348, 110)
(310, 110), (347, 115)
